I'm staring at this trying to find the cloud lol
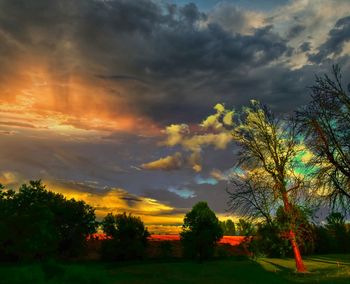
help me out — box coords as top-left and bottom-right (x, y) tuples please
(194, 175), (218, 185)
(167, 186), (196, 199)
(1, 0), (349, 132)
(141, 152), (183, 171)
(1, 0), (350, 225)
(210, 168), (237, 181)
(205, 3), (266, 35)
(46, 180), (187, 224)
(187, 151), (202, 172)
(309, 16), (350, 63)
(0, 171), (20, 185)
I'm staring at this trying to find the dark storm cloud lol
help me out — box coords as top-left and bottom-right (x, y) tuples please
(96, 74), (148, 84)
(287, 24), (305, 39)
(309, 16), (350, 63)
(1, 0), (350, 126)
(299, 42), (311, 52)
(0, 0), (293, 125)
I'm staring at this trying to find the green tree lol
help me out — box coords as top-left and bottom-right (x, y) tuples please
(0, 180), (97, 260)
(101, 212), (150, 260)
(325, 212), (349, 252)
(220, 219), (236, 236)
(180, 202), (223, 261)
(236, 219), (255, 236)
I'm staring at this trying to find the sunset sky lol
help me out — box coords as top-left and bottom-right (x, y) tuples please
(0, 0), (350, 229)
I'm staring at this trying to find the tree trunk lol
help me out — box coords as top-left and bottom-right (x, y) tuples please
(289, 230), (307, 272)
(282, 192), (307, 273)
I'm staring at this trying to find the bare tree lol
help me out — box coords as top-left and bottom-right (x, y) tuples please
(297, 65), (350, 211)
(218, 100), (308, 272)
(227, 170), (276, 225)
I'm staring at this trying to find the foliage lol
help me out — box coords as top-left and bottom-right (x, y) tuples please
(236, 219), (255, 236)
(314, 212), (350, 254)
(180, 202), (223, 261)
(0, 180), (97, 261)
(297, 65), (350, 211)
(101, 212), (150, 260)
(248, 205), (316, 258)
(249, 222), (291, 258)
(275, 205), (315, 255)
(219, 219), (236, 236)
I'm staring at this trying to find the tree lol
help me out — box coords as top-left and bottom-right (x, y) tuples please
(297, 65), (350, 211)
(220, 219), (236, 236)
(0, 180), (97, 260)
(227, 169), (276, 225)
(325, 212), (349, 252)
(101, 212), (150, 260)
(211, 101), (309, 272)
(180, 202), (223, 261)
(236, 219), (255, 236)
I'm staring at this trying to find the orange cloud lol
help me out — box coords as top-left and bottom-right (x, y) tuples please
(0, 62), (161, 137)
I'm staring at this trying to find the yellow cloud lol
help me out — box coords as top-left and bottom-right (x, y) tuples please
(156, 104), (234, 172)
(141, 152), (183, 171)
(45, 181), (186, 224)
(0, 171), (20, 185)
(161, 124), (189, 147)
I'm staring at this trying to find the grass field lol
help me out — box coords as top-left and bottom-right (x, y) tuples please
(0, 254), (349, 284)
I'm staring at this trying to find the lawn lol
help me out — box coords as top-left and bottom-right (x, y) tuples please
(0, 254), (349, 284)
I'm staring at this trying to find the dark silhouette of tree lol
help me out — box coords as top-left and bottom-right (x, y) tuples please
(236, 219), (255, 236)
(180, 202), (223, 261)
(227, 171), (276, 225)
(101, 212), (150, 260)
(220, 219), (236, 235)
(0, 180), (97, 261)
(297, 65), (350, 211)
(325, 212), (349, 252)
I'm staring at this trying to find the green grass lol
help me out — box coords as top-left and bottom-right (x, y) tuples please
(0, 255), (349, 284)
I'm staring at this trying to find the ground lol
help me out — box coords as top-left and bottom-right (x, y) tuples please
(1, 254), (350, 283)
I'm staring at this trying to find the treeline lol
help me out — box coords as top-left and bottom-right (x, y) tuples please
(238, 210), (350, 258)
(0, 181), (225, 262)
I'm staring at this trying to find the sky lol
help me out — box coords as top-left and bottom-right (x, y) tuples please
(0, 0), (350, 231)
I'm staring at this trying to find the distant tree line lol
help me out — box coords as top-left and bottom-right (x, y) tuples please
(0, 181), (224, 262)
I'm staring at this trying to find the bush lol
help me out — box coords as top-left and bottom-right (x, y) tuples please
(180, 202), (223, 261)
(101, 212), (150, 260)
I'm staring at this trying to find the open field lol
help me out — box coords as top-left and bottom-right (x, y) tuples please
(1, 254), (350, 284)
